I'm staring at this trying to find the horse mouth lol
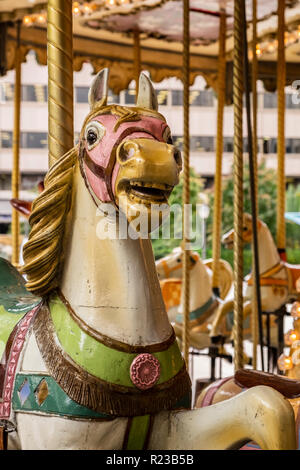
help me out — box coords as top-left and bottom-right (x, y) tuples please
(123, 180), (173, 204)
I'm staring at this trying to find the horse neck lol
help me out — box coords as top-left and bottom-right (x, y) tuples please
(180, 259), (212, 312)
(60, 168), (172, 346)
(256, 224), (281, 274)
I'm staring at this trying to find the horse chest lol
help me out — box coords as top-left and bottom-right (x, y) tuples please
(10, 332), (128, 450)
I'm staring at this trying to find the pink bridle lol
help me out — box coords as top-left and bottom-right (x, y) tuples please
(79, 113), (169, 205)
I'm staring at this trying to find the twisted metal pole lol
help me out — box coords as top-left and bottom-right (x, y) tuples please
(11, 20), (21, 267)
(233, 0), (244, 371)
(276, 0), (286, 259)
(244, 3), (264, 372)
(182, 0), (190, 369)
(251, 0), (259, 370)
(47, 0), (74, 168)
(212, 10), (226, 295)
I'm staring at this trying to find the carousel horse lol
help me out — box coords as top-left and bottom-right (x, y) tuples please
(156, 247), (233, 350)
(210, 213), (300, 345)
(195, 369), (300, 449)
(0, 70), (296, 450)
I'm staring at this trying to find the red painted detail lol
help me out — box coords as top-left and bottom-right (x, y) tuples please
(201, 376), (233, 408)
(0, 306), (39, 419)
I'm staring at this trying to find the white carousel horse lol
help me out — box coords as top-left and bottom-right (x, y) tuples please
(0, 71), (296, 450)
(156, 247), (233, 350)
(211, 213), (300, 345)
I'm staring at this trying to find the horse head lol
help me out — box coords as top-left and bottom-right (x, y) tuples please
(79, 68), (182, 231)
(156, 246), (199, 279)
(222, 213), (263, 249)
(22, 69), (182, 296)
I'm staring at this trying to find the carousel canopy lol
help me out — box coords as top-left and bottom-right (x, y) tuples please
(1, 0), (300, 95)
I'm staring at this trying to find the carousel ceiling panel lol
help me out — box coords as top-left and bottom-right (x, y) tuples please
(2, 1), (300, 95)
(81, 0), (298, 45)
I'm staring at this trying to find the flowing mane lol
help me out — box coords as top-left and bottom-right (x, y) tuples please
(21, 146), (77, 296)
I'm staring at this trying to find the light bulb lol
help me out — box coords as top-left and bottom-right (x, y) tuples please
(23, 16), (33, 26)
(256, 44), (262, 56)
(285, 329), (299, 346)
(37, 14), (46, 23)
(73, 2), (81, 15)
(83, 3), (93, 13)
(291, 301), (300, 318)
(277, 353), (293, 371)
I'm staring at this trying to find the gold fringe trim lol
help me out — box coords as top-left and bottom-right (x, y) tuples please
(33, 303), (191, 417)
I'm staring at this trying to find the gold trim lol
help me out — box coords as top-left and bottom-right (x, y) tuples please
(58, 289), (176, 354)
(34, 302), (191, 417)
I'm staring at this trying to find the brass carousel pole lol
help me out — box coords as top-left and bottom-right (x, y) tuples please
(233, 0), (244, 371)
(182, 0), (190, 369)
(212, 9), (226, 296)
(133, 30), (141, 101)
(47, 0), (74, 168)
(277, 0), (286, 260)
(11, 20), (22, 267)
(251, 0), (259, 370)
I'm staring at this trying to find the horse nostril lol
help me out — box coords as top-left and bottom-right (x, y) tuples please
(118, 142), (137, 163)
(174, 148), (182, 169)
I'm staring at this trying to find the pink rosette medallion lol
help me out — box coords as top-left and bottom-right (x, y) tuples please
(130, 353), (161, 390)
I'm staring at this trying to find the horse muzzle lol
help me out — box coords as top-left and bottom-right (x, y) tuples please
(115, 138), (182, 206)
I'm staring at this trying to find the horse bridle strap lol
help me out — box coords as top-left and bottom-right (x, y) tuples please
(247, 262), (288, 287)
(80, 126), (160, 205)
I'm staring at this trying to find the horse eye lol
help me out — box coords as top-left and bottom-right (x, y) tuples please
(85, 121), (105, 150)
(87, 129), (98, 146)
(177, 258), (181, 263)
(243, 226), (248, 231)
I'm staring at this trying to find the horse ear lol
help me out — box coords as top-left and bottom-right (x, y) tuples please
(136, 72), (158, 111)
(88, 68), (109, 109)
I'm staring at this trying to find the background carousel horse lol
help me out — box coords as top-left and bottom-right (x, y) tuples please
(156, 247), (233, 350)
(0, 70), (296, 450)
(211, 213), (300, 347)
(195, 369), (300, 449)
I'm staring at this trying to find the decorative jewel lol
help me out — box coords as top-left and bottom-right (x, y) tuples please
(18, 379), (31, 406)
(130, 353), (160, 390)
(277, 353), (293, 371)
(34, 378), (49, 406)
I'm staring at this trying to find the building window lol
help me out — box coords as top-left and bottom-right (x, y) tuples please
(285, 94), (299, 109)
(156, 90), (169, 106)
(190, 90), (214, 107)
(173, 136), (183, 150)
(171, 90), (214, 106)
(76, 87), (119, 104)
(172, 136), (214, 152)
(21, 85), (47, 102)
(20, 132), (48, 148)
(0, 131), (12, 148)
(171, 91), (182, 106)
(263, 93), (277, 108)
(223, 137), (233, 152)
(76, 86), (89, 103)
(0, 83), (14, 101)
(124, 90), (136, 105)
(190, 136), (214, 152)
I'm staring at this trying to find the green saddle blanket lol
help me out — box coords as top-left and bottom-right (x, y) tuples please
(0, 257), (41, 359)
